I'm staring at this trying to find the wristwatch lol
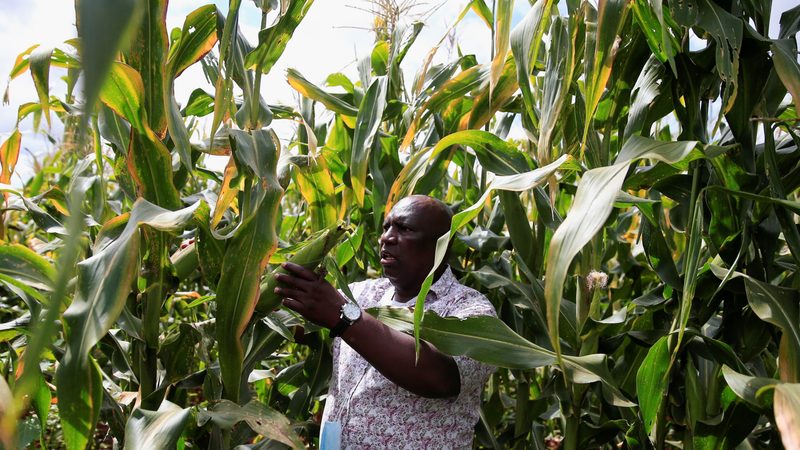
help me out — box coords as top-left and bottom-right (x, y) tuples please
(329, 302), (362, 338)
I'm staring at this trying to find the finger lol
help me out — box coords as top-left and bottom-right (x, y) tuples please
(281, 298), (304, 313)
(274, 286), (308, 299)
(274, 272), (309, 289)
(282, 262), (318, 281)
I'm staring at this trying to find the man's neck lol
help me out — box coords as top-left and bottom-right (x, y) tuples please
(392, 265), (448, 303)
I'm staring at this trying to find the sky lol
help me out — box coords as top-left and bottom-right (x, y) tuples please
(0, 0), (797, 184)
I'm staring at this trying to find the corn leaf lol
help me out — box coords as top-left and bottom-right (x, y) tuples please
(124, 0), (168, 137)
(99, 62), (146, 134)
(743, 277), (800, 382)
(287, 68), (359, 119)
(165, 4), (219, 170)
(28, 48), (53, 128)
(631, 0), (678, 73)
(57, 200), (199, 450)
(623, 55), (666, 141)
(0, 244), (55, 292)
(545, 136), (697, 362)
(465, 56), (519, 130)
(537, 17), (575, 163)
(76, 0), (143, 119)
(771, 39), (800, 111)
(510, 0), (553, 129)
(166, 5), (219, 79)
(721, 365), (777, 410)
(351, 76), (387, 206)
(127, 131), (182, 210)
(490, 0), (514, 99)
(0, 130), (21, 200)
(582, 0), (630, 151)
(672, 0), (742, 112)
(373, 306), (631, 404)
(636, 336), (670, 435)
(386, 130), (531, 210)
(198, 400), (304, 449)
(124, 401), (191, 450)
(246, 0), (315, 74)
(100, 63), (181, 209)
(412, 155), (570, 351)
(216, 129), (283, 402)
(295, 153), (338, 231)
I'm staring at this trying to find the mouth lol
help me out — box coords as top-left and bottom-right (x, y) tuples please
(380, 249), (397, 265)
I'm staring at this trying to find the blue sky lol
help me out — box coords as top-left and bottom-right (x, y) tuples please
(0, 0), (797, 184)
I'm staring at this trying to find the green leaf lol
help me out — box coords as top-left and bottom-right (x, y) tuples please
(164, 4), (218, 170)
(28, 48), (53, 128)
(0, 244), (55, 291)
(56, 200), (199, 449)
(287, 68), (358, 119)
(624, 55), (666, 141)
(511, 0), (554, 129)
(636, 336), (670, 435)
(166, 5), (218, 79)
(245, 0), (315, 74)
(124, 0), (169, 136)
(743, 277), (800, 382)
(631, 0), (678, 72)
(582, 0), (630, 150)
(545, 136), (696, 361)
(537, 16), (575, 163)
(99, 62), (146, 134)
(295, 153), (338, 231)
(372, 306), (631, 403)
(774, 384), (800, 449)
(490, 0), (514, 97)
(0, 130), (22, 197)
(76, 0), (143, 119)
(351, 76), (388, 206)
(772, 39), (800, 112)
(216, 129), (283, 402)
(371, 41), (389, 75)
(411, 155), (570, 350)
(721, 365), (777, 410)
(124, 401), (190, 450)
(672, 196), (704, 362)
(126, 131), (182, 210)
(98, 104), (131, 154)
(671, 0), (743, 112)
(387, 130), (532, 208)
(57, 356), (103, 450)
(198, 400), (304, 449)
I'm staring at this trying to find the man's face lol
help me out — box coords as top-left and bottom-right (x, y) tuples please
(379, 197), (443, 297)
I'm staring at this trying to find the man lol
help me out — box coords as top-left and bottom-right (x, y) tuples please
(274, 195), (496, 449)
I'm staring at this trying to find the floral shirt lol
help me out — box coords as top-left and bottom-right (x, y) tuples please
(321, 267), (497, 449)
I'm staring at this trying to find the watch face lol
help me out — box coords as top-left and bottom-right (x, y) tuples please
(342, 303), (361, 321)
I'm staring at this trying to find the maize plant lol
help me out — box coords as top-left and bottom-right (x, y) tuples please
(1, 0), (800, 449)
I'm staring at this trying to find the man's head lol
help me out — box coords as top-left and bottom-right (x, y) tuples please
(379, 195), (453, 301)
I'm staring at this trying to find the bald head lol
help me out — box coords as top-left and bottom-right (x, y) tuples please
(391, 195), (453, 240)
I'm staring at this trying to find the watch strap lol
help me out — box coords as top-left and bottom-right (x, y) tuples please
(329, 317), (350, 338)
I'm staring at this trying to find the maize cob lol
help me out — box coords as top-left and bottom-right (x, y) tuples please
(254, 223), (346, 317)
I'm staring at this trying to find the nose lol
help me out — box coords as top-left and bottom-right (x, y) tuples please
(380, 226), (397, 245)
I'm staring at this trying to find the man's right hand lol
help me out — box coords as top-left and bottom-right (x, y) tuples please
(274, 262), (346, 329)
